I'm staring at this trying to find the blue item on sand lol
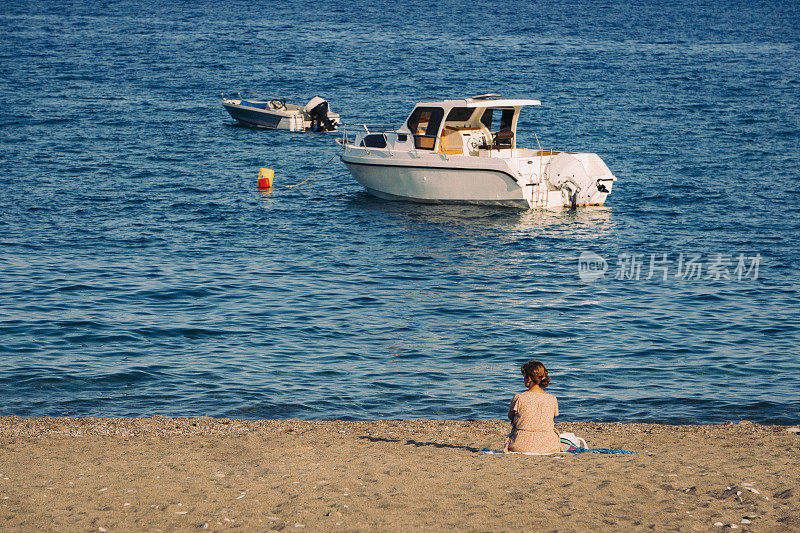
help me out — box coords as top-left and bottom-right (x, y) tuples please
(566, 446), (636, 454)
(477, 447), (636, 455)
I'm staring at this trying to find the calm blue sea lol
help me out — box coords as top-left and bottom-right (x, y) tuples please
(1, 0), (799, 424)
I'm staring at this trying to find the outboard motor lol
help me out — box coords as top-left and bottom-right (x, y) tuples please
(547, 153), (600, 207)
(304, 96), (336, 131)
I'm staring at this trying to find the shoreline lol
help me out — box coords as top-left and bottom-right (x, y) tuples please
(1, 416), (798, 531)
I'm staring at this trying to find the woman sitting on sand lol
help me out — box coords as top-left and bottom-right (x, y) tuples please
(503, 360), (567, 454)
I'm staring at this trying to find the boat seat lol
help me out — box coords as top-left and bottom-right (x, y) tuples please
(241, 100), (272, 110)
(480, 130), (514, 152)
(439, 126), (464, 155)
(494, 130), (514, 146)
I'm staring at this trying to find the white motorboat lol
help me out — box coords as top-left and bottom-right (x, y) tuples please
(339, 94), (616, 208)
(222, 93), (340, 131)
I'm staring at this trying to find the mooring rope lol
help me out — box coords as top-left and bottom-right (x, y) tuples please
(182, 103), (217, 121)
(285, 154), (339, 188)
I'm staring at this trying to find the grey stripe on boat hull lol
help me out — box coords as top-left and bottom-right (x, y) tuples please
(342, 159), (520, 183)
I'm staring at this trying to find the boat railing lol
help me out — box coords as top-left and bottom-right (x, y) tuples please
(221, 90), (242, 101)
(339, 124), (398, 148)
(221, 90), (288, 103)
(238, 90), (276, 99)
(340, 126), (441, 158)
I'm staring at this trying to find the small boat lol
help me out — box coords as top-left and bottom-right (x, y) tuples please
(339, 94), (616, 208)
(222, 93), (340, 131)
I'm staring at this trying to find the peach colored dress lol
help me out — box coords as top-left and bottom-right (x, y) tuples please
(505, 389), (562, 454)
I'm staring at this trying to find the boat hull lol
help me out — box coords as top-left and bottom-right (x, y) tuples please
(222, 103), (301, 130)
(342, 158), (532, 208)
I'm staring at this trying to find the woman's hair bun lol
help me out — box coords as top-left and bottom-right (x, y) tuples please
(521, 359), (550, 388)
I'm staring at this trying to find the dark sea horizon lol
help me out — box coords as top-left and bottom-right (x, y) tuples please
(1, 0), (799, 424)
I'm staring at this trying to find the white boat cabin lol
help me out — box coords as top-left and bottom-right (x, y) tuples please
(358, 95), (543, 159)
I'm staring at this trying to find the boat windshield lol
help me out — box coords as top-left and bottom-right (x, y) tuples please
(481, 108), (514, 132)
(445, 107), (474, 122)
(481, 108), (515, 148)
(406, 106), (444, 150)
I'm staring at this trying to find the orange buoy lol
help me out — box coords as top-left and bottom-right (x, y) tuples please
(257, 168), (274, 189)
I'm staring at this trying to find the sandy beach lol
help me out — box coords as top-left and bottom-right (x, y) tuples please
(0, 416), (798, 532)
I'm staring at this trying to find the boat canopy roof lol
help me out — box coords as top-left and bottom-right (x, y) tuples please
(398, 95), (542, 147)
(415, 96), (541, 109)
